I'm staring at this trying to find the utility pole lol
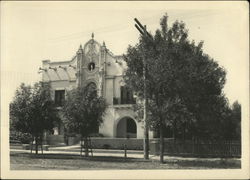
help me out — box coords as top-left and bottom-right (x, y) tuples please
(134, 18), (153, 159)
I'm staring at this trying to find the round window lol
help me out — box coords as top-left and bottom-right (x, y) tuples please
(88, 62), (95, 71)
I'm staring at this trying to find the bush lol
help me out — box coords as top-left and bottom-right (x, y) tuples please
(89, 133), (104, 137)
(102, 144), (111, 149)
(66, 132), (77, 137)
(19, 133), (33, 144)
(10, 131), (32, 144)
(10, 130), (20, 142)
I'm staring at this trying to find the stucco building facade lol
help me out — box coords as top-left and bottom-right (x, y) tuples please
(41, 35), (153, 142)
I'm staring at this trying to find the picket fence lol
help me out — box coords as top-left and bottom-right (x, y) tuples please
(150, 139), (241, 157)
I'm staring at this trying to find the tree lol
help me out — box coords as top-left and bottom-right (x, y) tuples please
(62, 84), (107, 157)
(10, 82), (59, 154)
(231, 101), (241, 140)
(221, 101), (241, 140)
(124, 13), (227, 163)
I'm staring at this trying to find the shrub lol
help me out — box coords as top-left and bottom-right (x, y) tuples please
(10, 131), (32, 144)
(103, 144), (111, 149)
(89, 133), (104, 137)
(19, 133), (33, 144)
(66, 132), (77, 137)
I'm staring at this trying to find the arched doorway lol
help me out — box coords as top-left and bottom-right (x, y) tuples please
(116, 117), (137, 138)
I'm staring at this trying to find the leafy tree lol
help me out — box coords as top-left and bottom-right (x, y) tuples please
(231, 101), (241, 140)
(192, 94), (230, 140)
(124, 13), (227, 163)
(62, 84), (107, 157)
(221, 101), (241, 140)
(231, 101), (241, 138)
(10, 82), (59, 154)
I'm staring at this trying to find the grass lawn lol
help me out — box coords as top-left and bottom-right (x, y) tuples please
(10, 151), (241, 170)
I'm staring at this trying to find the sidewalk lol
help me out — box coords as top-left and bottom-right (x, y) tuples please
(49, 145), (144, 154)
(10, 149), (153, 160)
(10, 144), (240, 162)
(11, 145), (149, 159)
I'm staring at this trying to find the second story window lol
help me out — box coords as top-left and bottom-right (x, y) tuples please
(120, 86), (135, 104)
(55, 90), (65, 107)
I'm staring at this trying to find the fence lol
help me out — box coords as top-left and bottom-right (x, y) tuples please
(56, 136), (143, 150)
(87, 138), (143, 150)
(46, 135), (65, 145)
(150, 139), (241, 158)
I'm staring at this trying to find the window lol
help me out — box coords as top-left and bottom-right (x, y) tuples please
(120, 86), (135, 104)
(88, 62), (95, 71)
(55, 90), (65, 107)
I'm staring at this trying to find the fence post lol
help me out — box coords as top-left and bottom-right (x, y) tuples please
(192, 137), (195, 155)
(229, 140), (232, 157)
(124, 144), (127, 159)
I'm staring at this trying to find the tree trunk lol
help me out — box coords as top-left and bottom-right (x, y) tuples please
(182, 124), (185, 141)
(80, 136), (83, 156)
(35, 136), (38, 154)
(84, 136), (89, 157)
(173, 121), (176, 141)
(41, 136), (43, 154)
(30, 137), (34, 154)
(160, 124), (164, 163)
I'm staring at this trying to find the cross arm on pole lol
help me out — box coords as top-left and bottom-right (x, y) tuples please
(134, 18), (145, 31)
(134, 18), (153, 41)
(135, 24), (144, 36)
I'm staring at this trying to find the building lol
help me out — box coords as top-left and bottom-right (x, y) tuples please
(40, 34), (153, 144)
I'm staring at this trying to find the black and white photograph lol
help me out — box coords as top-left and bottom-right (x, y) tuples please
(1, 1), (249, 179)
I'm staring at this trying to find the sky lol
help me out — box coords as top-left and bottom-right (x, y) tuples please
(1, 1), (249, 107)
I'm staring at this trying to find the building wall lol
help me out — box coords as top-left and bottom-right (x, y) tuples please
(99, 106), (145, 139)
(41, 36), (153, 140)
(105, 78), (114, 105)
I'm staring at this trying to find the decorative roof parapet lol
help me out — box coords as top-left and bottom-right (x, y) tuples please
(42, 60), (51, 64)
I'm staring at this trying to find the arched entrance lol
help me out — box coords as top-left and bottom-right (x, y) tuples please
(116, 117), (137, 138)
